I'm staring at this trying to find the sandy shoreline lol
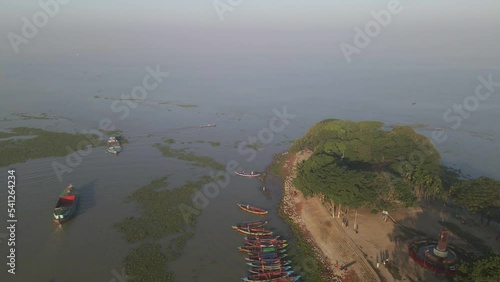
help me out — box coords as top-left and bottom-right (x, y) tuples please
(279, 150), (380, 282)
(275, 150), (500, 282)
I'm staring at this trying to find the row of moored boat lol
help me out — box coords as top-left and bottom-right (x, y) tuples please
(234, 203), (300, 282)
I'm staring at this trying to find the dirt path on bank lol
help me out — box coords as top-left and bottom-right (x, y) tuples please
(279, 150), (500, 282)
(281, 150), (380, 282)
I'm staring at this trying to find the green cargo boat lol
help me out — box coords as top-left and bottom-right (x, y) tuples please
(53, 184), (79, 224)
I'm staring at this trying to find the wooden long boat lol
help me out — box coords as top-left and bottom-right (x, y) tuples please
(246, 250), (288, 257)
(266, 276), (301, 282)
(246, 260), (292, 268)
(107, 136), (123, 155)
(239, 246), (286, 254)
(53, 184), (79, 224)
(238, 203), (268, 215)
(242, 244), (287, 251)
(245, 242), (288, 249)
(235, 171), (261, 177)
(246, 239), (287, 245)
(242, 271), (293, 282)
(249, 266), (291, 274)
(245, 235), (282, 241)
(235, 227), (273, 236)
(245, 253), (288, 262)
(232, 220), (268, 230)
(242, 277), (300, 282)
(246, 257), (285, 264)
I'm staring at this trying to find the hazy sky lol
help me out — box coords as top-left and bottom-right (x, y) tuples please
(1, 0), (499, 69)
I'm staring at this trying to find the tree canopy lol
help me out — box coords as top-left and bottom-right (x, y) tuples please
(291, 119), (444, 208)
(290, 119), (500, 215)
(449, 177), (500, 223)
(458, 253), (500, 282)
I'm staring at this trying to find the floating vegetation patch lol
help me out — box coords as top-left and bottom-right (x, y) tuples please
(115, 176), (212, 281)
(194, 140), (220, 147)
(15, 113), (51, 120)
(154, 143), (224, 171)
(0, 127), (105, 167)
(209, 141), (220, 147)
(234, 141), (264, 150)
(176, 104), (198, 108)
(163, 138), (175, 144)
(247, 143), (264, 150)
(95, 96), (143, 102)
(124, 243), (171, 282)
(0, 113), (72, 121)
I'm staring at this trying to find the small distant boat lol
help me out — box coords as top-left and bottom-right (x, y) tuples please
(238, 203), (268, 215)
(53, 184), (79, 224)
(200, 123), (216, 128)
(235, 171), (261, 177)
(107, 136), (122, 155)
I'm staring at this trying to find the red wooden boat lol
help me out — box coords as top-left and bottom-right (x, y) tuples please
(53, 184), (79, 224)
(238, 203), (268, 215)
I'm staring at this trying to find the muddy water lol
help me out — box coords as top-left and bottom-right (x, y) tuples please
(0, 62), (498, 281)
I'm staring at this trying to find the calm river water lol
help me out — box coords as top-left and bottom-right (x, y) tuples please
(0, 57), (499, 282)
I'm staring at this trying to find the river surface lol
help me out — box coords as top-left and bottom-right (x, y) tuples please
(0, 58), (499, 282)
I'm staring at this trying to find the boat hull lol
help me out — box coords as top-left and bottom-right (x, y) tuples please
(53, 185), (79, 224)
(235, 171), (261, 177)
(238, 203), (268, 215)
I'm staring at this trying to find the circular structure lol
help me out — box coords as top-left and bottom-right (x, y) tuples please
(409, 230), (459, 276)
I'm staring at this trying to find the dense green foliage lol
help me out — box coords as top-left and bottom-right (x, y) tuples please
(114, 176), (210, 243)
(449, 177), (500, 223)
(291, 120), (443, 208)
(115, 176), (212, 281)
(458, 253), (500, 282)
(154, 142), (225, 171)
(124, 243), (171, 282)
(0, 127), (104, 167)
